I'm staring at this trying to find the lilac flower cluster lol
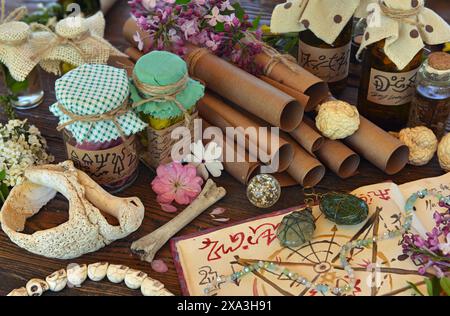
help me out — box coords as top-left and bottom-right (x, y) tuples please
(128, 0), (262, 73)
(401, 206), (450, 278)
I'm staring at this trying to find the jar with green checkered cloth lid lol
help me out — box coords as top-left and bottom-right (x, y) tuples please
(50, 64), (147, 193)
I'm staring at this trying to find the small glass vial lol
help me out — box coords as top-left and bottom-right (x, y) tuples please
(408, 52), (450, 138)
(2, 65), (44, 110)
(299, 18), (353, 95)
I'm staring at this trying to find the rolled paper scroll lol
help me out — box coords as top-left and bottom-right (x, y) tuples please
(254, 52), (329, 112)
(281, 134), (325, 187)
(203, 121), (260, 185)
(344, 116), (410, 175)
(302, 118), (360, 179)
(198, 93), (294, 173)
(185, 47), (303, 132)
(289, 117), (324, 155)
(259, 75), (310, 111)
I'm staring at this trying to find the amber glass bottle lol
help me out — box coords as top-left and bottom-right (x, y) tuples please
(358, 40), (423, 131)
(58, 0), (101, 17)
(299, 18), (353, 95)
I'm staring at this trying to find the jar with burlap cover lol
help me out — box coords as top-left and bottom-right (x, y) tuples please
(31, 12), (126, 76)
(0, 6), (38, 81)
(50, 64), (147, 144)
(130, 51), (205, 127)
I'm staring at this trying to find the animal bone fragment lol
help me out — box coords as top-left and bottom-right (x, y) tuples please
(131, 179), (226, 263)
(106, 264), (129, 283)
(0, 161), (145, 259)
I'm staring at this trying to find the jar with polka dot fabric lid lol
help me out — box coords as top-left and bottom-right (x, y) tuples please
(50, 64), (147, 192)
(356, 0), (450, 132)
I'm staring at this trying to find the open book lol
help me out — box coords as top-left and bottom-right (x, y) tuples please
(171, 173), (449, 296)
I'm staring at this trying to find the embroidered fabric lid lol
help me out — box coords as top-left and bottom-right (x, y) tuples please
(50, 64), (147, 144)
(130, 51), (205, 119)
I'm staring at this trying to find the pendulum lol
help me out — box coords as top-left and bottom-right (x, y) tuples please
(246, 174), (281, 208)
(203, 188), (441, 296)
(276, 208), (316, 247)
(319, 192), (369, 225)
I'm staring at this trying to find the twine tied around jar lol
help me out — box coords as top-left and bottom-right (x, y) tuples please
(378, 0), (425, 28)
(56, 100), (130, 140)
(132, 72), (192, 128)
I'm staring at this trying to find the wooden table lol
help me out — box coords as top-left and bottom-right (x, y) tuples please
(0, 0), (449, 296)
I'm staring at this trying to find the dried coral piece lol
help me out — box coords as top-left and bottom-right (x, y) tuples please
(398, 127), (437, 166)
(0, 161), (145, 259)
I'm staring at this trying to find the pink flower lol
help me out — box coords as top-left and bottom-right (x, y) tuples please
(151, 162), (203, 210)
(220, 0), (234, 11)
(223, 13), (238, 27)
(205, 6), (224, 26)
(180, 19), (199, 39)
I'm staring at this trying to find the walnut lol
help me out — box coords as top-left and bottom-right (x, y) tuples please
(438, 133), (450, 171)
(315, 100), (360, 140)
(399, 127), (437, 166)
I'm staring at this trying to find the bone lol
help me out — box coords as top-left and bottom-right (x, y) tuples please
(26, 279), (49, 296)
(46, 269), (67, 292)
(131, 179), (226, 263)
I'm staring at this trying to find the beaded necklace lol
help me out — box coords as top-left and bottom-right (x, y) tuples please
(204, 189), (438, 296)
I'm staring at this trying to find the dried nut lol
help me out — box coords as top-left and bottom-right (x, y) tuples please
(7, 287), (28, 296)
(26, 278), (49, 296)
(141, 277), (165, 296)
(46, 269), (67, 292)
(124, 269), (148, 289)
(399, 127), (437, 166)
(67, 263), (88, 287)
(88, 262), (109, 281)
(107, 264), (129, 283)
(316, 100), (360, 140)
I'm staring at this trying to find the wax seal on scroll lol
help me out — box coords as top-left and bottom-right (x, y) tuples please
(247, 174), (281, 209)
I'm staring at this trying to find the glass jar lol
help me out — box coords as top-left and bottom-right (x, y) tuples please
(351, 17), (367, 64)
(299, 18), (353, 95)
(63, 130), (139, 193)
(1, 65), (44, 110)
(408, 52), (450, 138)
(58, 0), (101, 17)
(357, 40), (423, 131)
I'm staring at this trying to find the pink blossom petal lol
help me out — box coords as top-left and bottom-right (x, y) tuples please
(151, 259), (169, 273)
(160, 203), (178, 213)
(212, 218), (230, 222)
(210, 207), (226, 217)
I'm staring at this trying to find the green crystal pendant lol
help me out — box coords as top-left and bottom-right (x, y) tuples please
(319, 192), (369, 225)
(277, 208), (316, 247)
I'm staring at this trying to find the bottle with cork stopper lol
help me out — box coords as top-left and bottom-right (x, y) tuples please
(408, 52), (450, 139)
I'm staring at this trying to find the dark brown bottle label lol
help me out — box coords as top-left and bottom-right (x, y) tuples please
(367, 68), (419, 106)
(298, 40), (351, 83)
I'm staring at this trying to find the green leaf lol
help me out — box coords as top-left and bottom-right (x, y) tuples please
(407, 281), (424, 296)
(426, 277), (441, 296)
(214, 22), (225, 32)
(0, 183), (9, 201)
(440, 277), (450, 296)
(250, 15), (261, 31)
(0, 170), (5, 181)
(176, 0), (191, 4)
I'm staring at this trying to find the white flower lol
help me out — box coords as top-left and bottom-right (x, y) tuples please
(220, 0), (234, 11)
(0, 119), (54, 188)
(439, 233), (450, 256)
(184, 140), (223, 180)
(142, 0), (157, 10)
(133, 32), (144, 51)
(205, 6), (225, 27)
